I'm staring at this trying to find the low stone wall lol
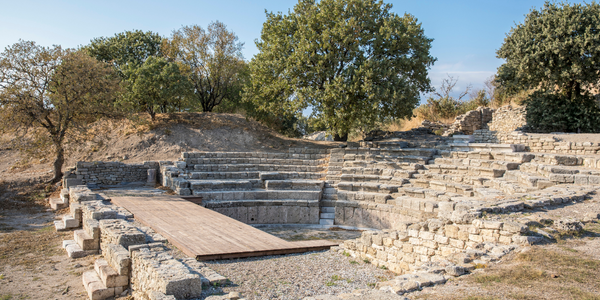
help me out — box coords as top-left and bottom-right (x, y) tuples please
(207, 201), (320, 224)
(340, 218), (532, 274)
(473, 130), (600, 155)
(420, 120), (449, 133)
(488, 105), (527, 132)
(446, 107), (494, 135)
(333, 203), (423, 230)
(72, 161), (159, 186)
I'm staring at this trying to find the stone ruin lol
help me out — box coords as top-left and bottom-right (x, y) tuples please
(50, 110), (600, 298)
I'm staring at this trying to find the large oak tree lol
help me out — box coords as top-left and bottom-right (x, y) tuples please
(245, 0), (436, 140)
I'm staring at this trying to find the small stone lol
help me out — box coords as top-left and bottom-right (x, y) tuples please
(227, 292), (242, 300)
(445, 265), (465, 277)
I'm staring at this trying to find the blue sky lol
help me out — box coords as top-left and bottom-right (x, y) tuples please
(0, 0), (588, 99)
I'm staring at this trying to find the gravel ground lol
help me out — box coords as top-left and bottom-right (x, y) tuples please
(201, 250), (395, 300)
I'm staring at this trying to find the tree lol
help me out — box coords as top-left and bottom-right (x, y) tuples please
(168, 22), (246, 112)
(122, 56), (192, 120)
(245, 0), (436, 140)
(86, 30), (164, 75)
(496, 1), (600, 132)
(0, 41), (120, 182)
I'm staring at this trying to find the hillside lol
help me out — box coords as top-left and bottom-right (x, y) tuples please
(0, 113), (339, 182)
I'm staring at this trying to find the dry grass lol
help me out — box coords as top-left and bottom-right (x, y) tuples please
(383, 116), (455, 132)
(0, 226), (69, 268)
(465, 247), (600, 300)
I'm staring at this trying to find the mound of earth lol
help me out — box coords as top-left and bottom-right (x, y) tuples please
(0, 113), (339, 182)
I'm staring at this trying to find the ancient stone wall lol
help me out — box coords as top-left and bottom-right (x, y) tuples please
(445, 107), (494, 135)
(73, 161), (159, 186)
(339, 218), (531, 274)
(473, 130), (600, 155)
(420, 120), (449, 133)
(488, 105), (527, 132)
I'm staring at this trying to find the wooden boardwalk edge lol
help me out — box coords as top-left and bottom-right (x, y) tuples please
(111, 196), (337, 260)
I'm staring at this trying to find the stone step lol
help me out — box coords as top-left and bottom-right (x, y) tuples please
(320, 212), (335, 219)
(82, 270), (117, 300)
(425, 164), (506, 178)
(392, 196), (440, 213)
(322, 194), (338, 200)
(337, 191), (392, 203)
(337, 182), (400, 194)
(94, 259), (129, 289)
(188, 158), (327, 167)
(342, 147), (437, 157)
(489, 178), (536, 195)
(63, 215), (79, 229)
(54, 220), (67, 232)
(63, 240), (97, 258)
(183, 151), (329, 160)
(189, 171), (325, 180)
(319, 219), (334, 225)
(412, 174), (490, 188)
(339, 174), (409, 185)
(74, 229), (99, 251)
(193, 190), (322, 201)
(189, 171), (260, 180)
(192, 164), (326, 173)
(341, 167), (418, 178)
(265, 180), (324, 191)
(427, 181), (475, 197)
(504, 170), (554, 188)
(402, 187), (447, 199)
(343, 155), (430, 165)
(49, 197), (68, 210)
(440, 150), (534, 163)
(320, 207), (335, 213)
(188, 179), (258, 191)
(433, 158), (521, 170)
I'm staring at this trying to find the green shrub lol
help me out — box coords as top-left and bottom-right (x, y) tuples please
(525, 91), (600, 133)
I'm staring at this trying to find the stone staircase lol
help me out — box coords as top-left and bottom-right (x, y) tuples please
(162, 148), (330, 225)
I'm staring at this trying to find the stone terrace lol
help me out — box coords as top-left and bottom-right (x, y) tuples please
(54, 131), (600, 299)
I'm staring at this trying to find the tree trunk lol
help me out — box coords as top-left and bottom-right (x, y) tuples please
(52, 145), (64, 184)
(334, 133), (348, 141)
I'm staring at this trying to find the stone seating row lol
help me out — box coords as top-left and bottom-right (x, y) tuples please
(186, 157), (328, 166)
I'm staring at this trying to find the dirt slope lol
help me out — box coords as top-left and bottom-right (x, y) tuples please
(0, 113), (338, 179)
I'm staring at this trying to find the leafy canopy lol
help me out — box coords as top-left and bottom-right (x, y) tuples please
(496, 1), (600, 98)
(0, 41), (120, 182)
(496, 1), (600, 133)
(168, 22), (246, 112)
(122, 56), (192, 120)
(245, 0), (436, 139)
(86, 30), (163, 75)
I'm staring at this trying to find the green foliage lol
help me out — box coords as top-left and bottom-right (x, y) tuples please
(245, 0), (436, 140)
(86, 30), (164, 75)
(121, 56), (192, 120)
(168, 22), (246, 113)
(0, 41), (120, 182)
(524, 90), (600, 133)
(496, 1), (600, 98)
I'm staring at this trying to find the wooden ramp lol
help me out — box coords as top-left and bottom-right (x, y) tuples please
(111, 196), (337, 260)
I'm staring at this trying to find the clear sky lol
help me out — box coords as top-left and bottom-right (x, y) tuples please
(0, 0), (589, 99)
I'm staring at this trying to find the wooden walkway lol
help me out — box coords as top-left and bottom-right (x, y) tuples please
(111, 196), (337, 260)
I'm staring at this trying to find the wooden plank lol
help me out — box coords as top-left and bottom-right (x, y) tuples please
(110, 196), (335, 260)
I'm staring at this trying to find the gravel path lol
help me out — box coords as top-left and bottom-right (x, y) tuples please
(201, 250), (395, 300)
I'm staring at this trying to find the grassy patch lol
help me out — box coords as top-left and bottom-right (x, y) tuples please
(464, 247), (600, 299)
(0, 226), (67, 267)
